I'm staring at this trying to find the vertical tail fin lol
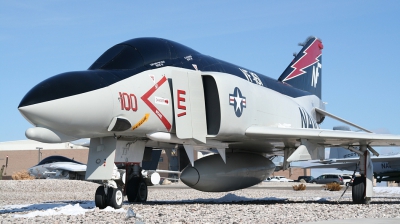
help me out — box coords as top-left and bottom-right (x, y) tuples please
(278, 36), (323, 98)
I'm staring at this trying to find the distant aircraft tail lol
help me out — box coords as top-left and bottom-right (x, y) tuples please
(329, 126), (359, 159)
(278, 36), (323, 99)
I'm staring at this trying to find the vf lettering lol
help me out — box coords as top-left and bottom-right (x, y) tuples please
(311, 62), (322, 88)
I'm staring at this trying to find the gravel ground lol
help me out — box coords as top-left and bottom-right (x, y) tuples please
(1, 180), (400, 223)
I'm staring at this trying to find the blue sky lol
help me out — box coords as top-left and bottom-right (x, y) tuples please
(1, 0), (400, 163)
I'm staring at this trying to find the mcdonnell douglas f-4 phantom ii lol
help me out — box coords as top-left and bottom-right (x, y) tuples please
(18, 36), (400, 208)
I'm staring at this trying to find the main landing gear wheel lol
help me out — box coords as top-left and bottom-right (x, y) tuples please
(352, 176), (366, 204)
(127, 177), (148, 202)
(95, 186), (107, 209)
(136, 181), (148, 202)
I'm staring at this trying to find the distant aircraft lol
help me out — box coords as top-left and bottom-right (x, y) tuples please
(28, 155), (86, 179)
(30, 150), (163, 181)
(293, 126), (400, 183)
(18, 36), (400, 208)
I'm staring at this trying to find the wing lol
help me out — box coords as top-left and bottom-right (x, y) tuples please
(318, 154), (400, 163)
(297, 162), (357, 170)
(246, 126), (400, 147)
(48, 162), (87, 172)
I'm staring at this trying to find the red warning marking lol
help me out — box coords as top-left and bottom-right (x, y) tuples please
(141, 76), (172, 131)
(177, 112), (186, 117)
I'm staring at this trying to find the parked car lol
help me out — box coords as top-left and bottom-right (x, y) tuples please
(311, 174), (344, 185)
(265, 176), (280, 182)
(265, 176), (293, 182)
(341, 175), (353, 186)
(276, 176), (294, 182)
(297, 176), (315, 183)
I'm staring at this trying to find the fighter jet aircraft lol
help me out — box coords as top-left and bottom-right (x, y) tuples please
(18, 36), (400, 209)
(292, 126), (400, 183)
(29, 150), (163, 181)
(28, 155), (86, 179)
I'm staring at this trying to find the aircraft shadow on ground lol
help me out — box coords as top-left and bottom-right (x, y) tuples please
(145, 199), (400, 205)
(141, 193), (400, 205)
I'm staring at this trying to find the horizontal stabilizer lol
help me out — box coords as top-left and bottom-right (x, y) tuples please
(315, 108), (372, 133)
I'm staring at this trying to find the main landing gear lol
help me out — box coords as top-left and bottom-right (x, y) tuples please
(94, 164), (149, 209)
(126, 164), (148, 203)
(350, 145), (374, 204)
(352, 175), (368, 204)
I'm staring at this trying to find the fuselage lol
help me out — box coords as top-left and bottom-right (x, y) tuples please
(338, 160), (400, 174)
(18, 37), (323, 153)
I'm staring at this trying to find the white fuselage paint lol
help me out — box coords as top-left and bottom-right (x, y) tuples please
(20, 67), (323, 151)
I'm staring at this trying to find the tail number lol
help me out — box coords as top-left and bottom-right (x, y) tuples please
(311, 62), (322, 88)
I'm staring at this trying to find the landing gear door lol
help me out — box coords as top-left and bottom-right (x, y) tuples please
(86, 137), (116, 180)
(172, 69), (207, 143)
(114, 140), (146, 163)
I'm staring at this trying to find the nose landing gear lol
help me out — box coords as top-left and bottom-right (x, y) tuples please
(95, 181), (124, 209)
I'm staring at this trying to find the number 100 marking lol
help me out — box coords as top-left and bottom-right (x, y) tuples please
(119, 92), (137, 111)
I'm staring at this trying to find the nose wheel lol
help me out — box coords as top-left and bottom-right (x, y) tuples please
(95, 185), (123, 209)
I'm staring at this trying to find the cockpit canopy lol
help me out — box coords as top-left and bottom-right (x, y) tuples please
(36, 155), (84, 166)
(89, 37), (200, 70)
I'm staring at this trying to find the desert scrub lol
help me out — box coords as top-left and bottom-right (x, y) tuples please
(292, 183), (306, 191)
(324, 182), (342, 191)
(12, 170), (35, 180)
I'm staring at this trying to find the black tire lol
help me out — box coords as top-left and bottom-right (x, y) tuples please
(136, 181), (148, 202)
(127, 177), (140, 202)
(126, 177), (148, 203)
(95, 186), (107, 209)
(108, 188), (123, 209)
(352, 176), (365, 204)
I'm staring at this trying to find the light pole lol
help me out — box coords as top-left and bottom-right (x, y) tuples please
(36, 147), (42, 163)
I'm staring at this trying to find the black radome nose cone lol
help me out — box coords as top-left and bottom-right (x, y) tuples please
(19, 70), (119, 108)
